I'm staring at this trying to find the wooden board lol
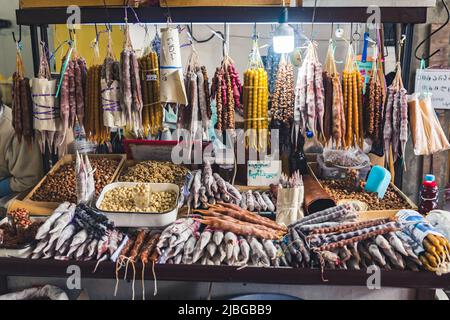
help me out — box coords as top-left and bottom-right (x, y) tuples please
(20, 0), (127, 8)
(0, 258), (449, 289)
(429, 23), (450, 68)
(163, 0), (302, 6)
(22, 154), (126, 212)
(427, 23), (450, 204)
(308, 162), (417, 219)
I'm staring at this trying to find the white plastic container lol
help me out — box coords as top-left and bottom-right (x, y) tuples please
(96, 182), (179, 227)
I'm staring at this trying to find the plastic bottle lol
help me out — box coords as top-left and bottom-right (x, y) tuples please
(303, 131), (323, 154)
(418, 174), (439, 215)
(289, 133), (308, 175)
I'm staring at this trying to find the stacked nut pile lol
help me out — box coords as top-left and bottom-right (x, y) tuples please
(119, 161), (189, 187)
(31, 158), (120, 203)
(99, 184), (177, 213)
(321, 178), (413, 211)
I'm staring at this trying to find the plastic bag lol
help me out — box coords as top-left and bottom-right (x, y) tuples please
(322, 147), (370, 169)
(160, 27), (188, 105)
(75, 152), (95, 205)
(408, 93), (450, 155)
(101, 79), (125, 128)
(426, 210), (450, 241)
(0, 285), (69, 300)
(276, 186), (304, 226)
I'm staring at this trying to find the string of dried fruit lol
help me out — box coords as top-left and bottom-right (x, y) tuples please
(11, 48), (33, 146)
(294, 42), (324, 138)
(272, 60), (294, 126)
(201, 66), (212, 119)
(211, 56), (241, 131)
(384, 64), (409, 163)
(322, 41), (345, 148)
(212, 68), (223, 131)
(356, 71), (364, 148)
(271, 59), (293, 152)
(101, 41), (125, 132)
(138, 54), (150, 135)
(85, 65), (109, 144)
(243, 67), (269, 151)
(120, 25), (143, 136)
(138, 51), (162, 136)
(342, 44), (363, 148)
(322, 72), (333, 143)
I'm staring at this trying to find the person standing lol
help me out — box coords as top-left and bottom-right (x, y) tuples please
(0, 90), (43, 206)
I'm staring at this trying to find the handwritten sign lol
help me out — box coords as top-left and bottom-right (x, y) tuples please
(247, 161), (281, 187)
(415, 69), (450, 109)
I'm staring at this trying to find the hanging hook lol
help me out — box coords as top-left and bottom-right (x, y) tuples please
(12, 25), (22, 44)
(253, 22), (258, 41)
(397, 34), (406, 62)
(94, 23), (100, 43)
(415, 0), (449, 61)
(68, 28), (74, 42)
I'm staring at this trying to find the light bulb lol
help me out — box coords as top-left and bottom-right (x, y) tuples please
(273, 24), (295, 53)
(273, 7), (295, 54)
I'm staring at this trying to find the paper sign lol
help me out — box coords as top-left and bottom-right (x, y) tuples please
(415, 69), (450, 109)
(247, 161), (281, 186)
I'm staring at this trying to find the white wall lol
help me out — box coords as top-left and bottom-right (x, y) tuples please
(128, 23), (381, 82)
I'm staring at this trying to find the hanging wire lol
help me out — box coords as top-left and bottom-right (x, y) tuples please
(414, 0), (449, 61)
(310, 0), (319, 40)
(186, 24), (225, 44)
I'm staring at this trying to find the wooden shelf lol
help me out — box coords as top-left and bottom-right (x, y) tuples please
(1, 258), (450, 289)
(16, 6), (427, 25)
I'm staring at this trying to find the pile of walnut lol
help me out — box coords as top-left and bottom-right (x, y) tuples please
(31, 158), (120, 203)
(99, 184), (177, 213)
(320, 178), (412, 211)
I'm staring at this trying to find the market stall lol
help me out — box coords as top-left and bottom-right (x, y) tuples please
(1, 0), (450, 300)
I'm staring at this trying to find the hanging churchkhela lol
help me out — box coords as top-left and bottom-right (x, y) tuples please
(294, 42), (325, 139)
(362, 49), (385, 153)
(243, 38), (269, 152)
(270, 56), (293, 153)
(383, 63), (408, 165)
(266, 44), (281, 97)
(59, 43), (88, 138)
(177, 42), (212, 141)
(85, 64), (108, 144)
(101, 31), (125, 131)
(12, 43), (33, 146)
(211, 54), (241, 132)
(322, 41), (346, 148)
(31, 43), (62, 154)
(120, 23), (143, 136)
(139, 51), (163, 137)
(342, 43), (363, 148)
